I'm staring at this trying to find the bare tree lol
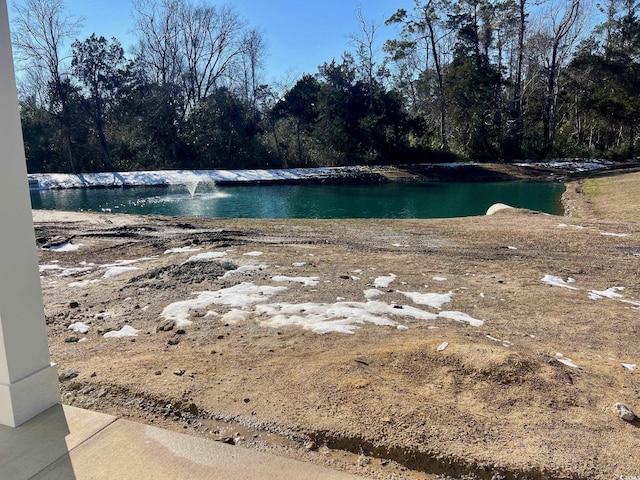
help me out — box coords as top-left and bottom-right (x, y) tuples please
(132, 0), (182, 86)
(238, 27), (266, 113)
(349, 7), (381, 105)
(133, 0), (254, 114)
(12, 0), (82, 172)
(530, 0), (588, 151)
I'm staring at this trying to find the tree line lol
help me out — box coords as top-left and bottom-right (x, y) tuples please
(11, 0), (640, 174)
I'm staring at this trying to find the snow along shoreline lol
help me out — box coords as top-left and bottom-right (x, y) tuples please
(28, 166), (387, 190)
(28, 160), (622, 190)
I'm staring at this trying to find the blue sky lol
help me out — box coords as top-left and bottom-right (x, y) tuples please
(9, 0), (414, 83)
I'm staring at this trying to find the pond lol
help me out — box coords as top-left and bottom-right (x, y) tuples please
(30, 181), (565, 219)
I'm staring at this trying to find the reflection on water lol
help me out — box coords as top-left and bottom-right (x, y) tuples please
(31, 181), (564, 219)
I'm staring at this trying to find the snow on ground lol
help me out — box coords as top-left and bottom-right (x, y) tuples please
(438, 311), (484, 327)
(164, 246), (202, 254)
(364, 289), (384, 299)
(398, 291), (454, 310)
(69, 279), (100, 288)
(186, 251), (227, 262)
(514, 160), (616, 172)
(59, 267), (94, 277)
(221, 264), (268, 279)
(29, 161), (623, 190)
(29, 167), (376, 189)
(541, 275), (578, 290)
(557, 223), (585, 230)
(160, 283), (289, 327)
(40, 264), (64, 272)
(374, 274), (396, 288)
(47, 242), (82, 252)
(103, 325), (140, 338)
(271, 275), (320, 287)
(68, 322), (89, 334)
(103, 266), (141, 278)
(555, 353), (579, 368)
(622, 363), (636, 371)
(544, 274), (640, 307)
(589, 287), (625, 300)
(243, 251), (263, 257)
(601, 232), (629, 237)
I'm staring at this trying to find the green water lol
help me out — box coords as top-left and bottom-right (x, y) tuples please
(30, 182), (564, 219)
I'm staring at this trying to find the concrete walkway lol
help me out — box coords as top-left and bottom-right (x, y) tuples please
(0, 404), (367, 480)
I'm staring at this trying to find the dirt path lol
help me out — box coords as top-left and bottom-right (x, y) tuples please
(35, 175), (640, 480)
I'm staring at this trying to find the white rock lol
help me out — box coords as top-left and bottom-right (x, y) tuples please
(614, 402), (636, 422)
(486, 203), (515, 215)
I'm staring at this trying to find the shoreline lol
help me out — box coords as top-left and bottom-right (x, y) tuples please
(28, 160), (640, 190)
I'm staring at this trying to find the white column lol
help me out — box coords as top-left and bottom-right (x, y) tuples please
(0, 0), (59, 427)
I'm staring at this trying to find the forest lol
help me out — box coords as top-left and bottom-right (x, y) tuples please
(11, 0), (640, 174)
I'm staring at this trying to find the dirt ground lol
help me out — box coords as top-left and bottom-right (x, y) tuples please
(34, 167), (640, 479)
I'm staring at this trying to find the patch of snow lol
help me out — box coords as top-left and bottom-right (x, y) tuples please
(397, 325), (409, 330)
(272, 275), (320, 287)
(68, 322), (89, 334)
(59, 267), (94, 277)
(557, 358), (579, 368)
(621, 299), (640, 308)
(100, 259), (149, 267)
(103, 325), (140, 338)
(557, 223), (585, 230)
(221, 264), (268, 279)
(486, 334), (511, 347)
(257, 301), (400, 334)
(601, 232), (628, 237)
(508, 246), (518, 250)
(438, 311), (484, 327)
(39, 264), (64, 272)
(160, 282), (288, 327)
(437, 342), (449, 352)
(244, 251), (263, 257)
(292, 262), (306, 267)
(555, 353), (579, 368)
(374, 274), (396, 288)
(432, 276), (447, 281)
(103, 266), (141, 278)
(47, 242), (82, 252)
(541, 275), (578, 290)
(164, 246), (202, 254)
(398, 291), (453, 310)
(364, 289), (384, 299)
(220, 309), (252, 324)
(68, 279), (100, 288)
(187, 252), (227, 262)
(589, 286), (625, 300)
(622, 363), (636, 371)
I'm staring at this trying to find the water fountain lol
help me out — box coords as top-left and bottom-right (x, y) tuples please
(184, 176), (200, 197)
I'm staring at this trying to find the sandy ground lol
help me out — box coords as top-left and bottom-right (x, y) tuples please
(34, 170), (640, 480)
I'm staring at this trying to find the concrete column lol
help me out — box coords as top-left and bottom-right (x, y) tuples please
(0, 0), (59, 427)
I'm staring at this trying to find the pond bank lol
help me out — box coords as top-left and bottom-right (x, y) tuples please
(28, 160), (640, 190)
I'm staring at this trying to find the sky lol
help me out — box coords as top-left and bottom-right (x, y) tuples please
(8, 0), (415, 84)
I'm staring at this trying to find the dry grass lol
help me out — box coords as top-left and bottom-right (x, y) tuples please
(582, 172), (640, 222)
